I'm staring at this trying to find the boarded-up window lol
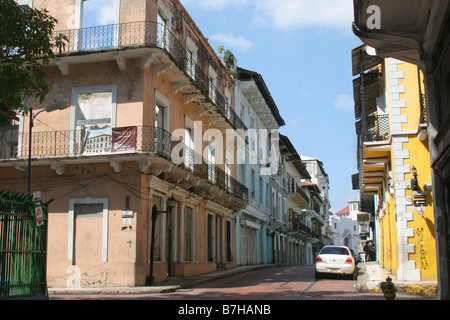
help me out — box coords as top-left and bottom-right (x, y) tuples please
(77, 92), (112, 126)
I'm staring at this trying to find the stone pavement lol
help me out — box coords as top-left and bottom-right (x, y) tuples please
(48, 262), (438, 299)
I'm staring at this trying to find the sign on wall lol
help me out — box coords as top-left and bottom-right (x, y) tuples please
(82, 126), (137, 155)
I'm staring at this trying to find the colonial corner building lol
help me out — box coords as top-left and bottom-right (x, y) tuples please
(2, 0), (250, 287)
(0, 0), (332, 288)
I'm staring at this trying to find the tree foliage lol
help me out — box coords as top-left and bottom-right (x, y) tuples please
(0, 0), (64, 123)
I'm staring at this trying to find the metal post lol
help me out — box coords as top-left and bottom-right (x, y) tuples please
(27, 108), (33, 197)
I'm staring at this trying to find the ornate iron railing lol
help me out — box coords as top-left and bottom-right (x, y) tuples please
(0, 126), (248, 202)
(290, 214), (312, 235)
(420, 93), (428, 124)
(365, 114), (390, 142)
(53, 21), (247, 132)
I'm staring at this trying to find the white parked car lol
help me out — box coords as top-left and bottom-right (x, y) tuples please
(315, 245), (356, 280)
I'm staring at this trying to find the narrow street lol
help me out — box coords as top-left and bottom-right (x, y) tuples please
(50, 264), (420, 301)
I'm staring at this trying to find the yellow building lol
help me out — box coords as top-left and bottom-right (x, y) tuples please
(352, 45), (437, 285)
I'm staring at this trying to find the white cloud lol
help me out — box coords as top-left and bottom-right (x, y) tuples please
(334, 94), (354, 112)
(255, 0), (354, 32)
(84, 0), (116, 26)
(182, 0), (354, 33)
(180, 0), (251, 10)
(210, 33), (255, 52)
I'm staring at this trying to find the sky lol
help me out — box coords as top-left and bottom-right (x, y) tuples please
(83, 0), (363, 213)
(179, 0), (363, 212)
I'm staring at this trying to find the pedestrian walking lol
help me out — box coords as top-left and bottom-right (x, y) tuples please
(363, 239), (373, 262)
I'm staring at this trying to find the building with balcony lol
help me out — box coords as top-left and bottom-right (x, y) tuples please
(352, 0), (449, 299)
(301, 156), (332, 249)
(352, 44), (437, 286)
(0, 0), (248, 287)
(234, 68), (285, 266)
(280, 134), (316, 265)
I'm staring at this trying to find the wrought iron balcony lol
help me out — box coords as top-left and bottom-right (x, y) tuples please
(364, 114), (390, 142)
(53, 21), (247, 132)
(289, 215), (312, 236)
(420, 94), (428, 124)
(0, 126), (248, 202)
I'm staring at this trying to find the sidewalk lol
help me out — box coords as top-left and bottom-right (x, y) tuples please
(356, 261), (438, 298)
(48, 264), (277, 296)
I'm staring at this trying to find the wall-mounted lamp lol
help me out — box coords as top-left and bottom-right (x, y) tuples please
(386, 176), (393, 194)
(386, 176), (392, 187)
(411, 166), (418, 190)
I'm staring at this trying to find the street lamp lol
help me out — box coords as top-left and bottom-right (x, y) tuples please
(27, 98), (70, 196)
(147, 195), (176, 285)
(411, 165), (418, 191)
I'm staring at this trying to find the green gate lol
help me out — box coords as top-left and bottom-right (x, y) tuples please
(0, 191), (50, 299)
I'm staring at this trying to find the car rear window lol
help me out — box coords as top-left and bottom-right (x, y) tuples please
(320, 247), (349, 255)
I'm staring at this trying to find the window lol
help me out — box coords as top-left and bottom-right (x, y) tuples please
(71, 85), (117, 155)
(249, 117), (255, 152)
(185, 206), (194, 262)
(226, 220), (232, 263)
(186, 37), (198, 80)
(73, 0), (120, 51)
(259, 177), (263, 205)
(225, 153), (232, 190)
(225, 88), (232, 121)
(157, 1), (173, 49)
(208, 66), (217, 104)
(207, 137), (216, 183)
(272, 190), (276, 218)
(320, 246), (350, 255)
(207, 214), (214, 262)
(155, 90), (170, 130)
(251, 169), (256, 198)
(278, 194), (282, 221)
(184, 116), (195, 171)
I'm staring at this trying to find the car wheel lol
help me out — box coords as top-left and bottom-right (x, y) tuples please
(315, 272), (321, 279)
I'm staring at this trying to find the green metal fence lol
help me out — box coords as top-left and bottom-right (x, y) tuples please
(0, 191), (49, 299)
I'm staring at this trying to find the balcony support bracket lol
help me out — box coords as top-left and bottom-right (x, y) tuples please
(182, 94), (198, 105)
(56, 59), (69, 76)
(114, 53), (127, 71)
(51, 161), (66, 175)
(140, 53), (152, 69)
(13, 163), (27, 172)
(139, 158), (153, 173)
(110, 159), (122, 173)
(152, 63), (171, 77)
(172, 82), (189, 94)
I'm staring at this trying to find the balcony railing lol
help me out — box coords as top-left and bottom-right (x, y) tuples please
(364, 114), (390, 142)
(0, 126), (248, 202)
(420, 94), (428, 124)
(53, 21), (247, 132)
(290, 216), (312, 235)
